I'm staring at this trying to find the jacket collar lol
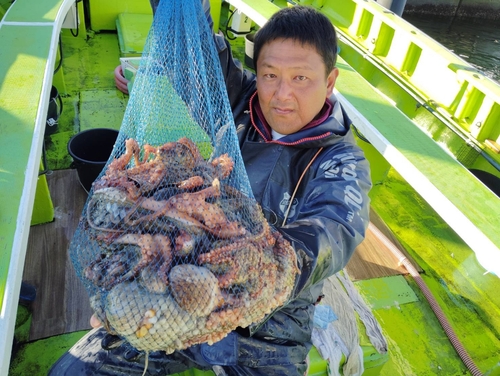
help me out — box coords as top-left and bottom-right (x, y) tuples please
(248, 91), (343, 146)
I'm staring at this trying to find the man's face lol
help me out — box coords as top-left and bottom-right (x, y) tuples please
(256, 38), (338, 135)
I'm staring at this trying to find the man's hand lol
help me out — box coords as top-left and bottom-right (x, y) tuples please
(90, 313), (102, 328)
(114, 65), (129, 94)
(89, 314), (142, 359)
(90, 314), (122, 350)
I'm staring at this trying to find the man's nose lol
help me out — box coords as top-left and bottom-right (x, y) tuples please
(274, 79), (292, 100)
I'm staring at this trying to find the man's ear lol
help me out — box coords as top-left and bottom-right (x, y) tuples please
(326, 67), (339, 97)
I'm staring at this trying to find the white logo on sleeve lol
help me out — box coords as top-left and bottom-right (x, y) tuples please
(280, 192), (298, 219)
(320, 152), (363, 222)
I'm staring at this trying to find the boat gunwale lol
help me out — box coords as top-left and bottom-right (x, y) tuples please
(0, 0), (77, 374)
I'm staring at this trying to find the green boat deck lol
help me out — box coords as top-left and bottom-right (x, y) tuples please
(1, 0), (500, 375)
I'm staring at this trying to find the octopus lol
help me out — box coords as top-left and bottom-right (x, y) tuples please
(76, 137), (300, 354)
(93, 137), (233, 200)
(104, 228), (299, 353)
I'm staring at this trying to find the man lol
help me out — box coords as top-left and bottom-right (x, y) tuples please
(50, 3), (371, 375)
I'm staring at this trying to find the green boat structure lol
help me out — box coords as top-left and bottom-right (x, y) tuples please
(1, 0), (499, 375)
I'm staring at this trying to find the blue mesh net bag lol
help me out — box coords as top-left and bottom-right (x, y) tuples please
(69, 0), (299, 354)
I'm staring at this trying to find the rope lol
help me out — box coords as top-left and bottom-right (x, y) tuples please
(141, 351), (149, 376)
(282, 147), (323, 226)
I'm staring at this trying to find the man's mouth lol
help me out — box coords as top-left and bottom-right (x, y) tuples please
(273, 107), (293, 115)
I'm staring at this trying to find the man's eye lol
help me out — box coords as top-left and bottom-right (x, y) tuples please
(264, 73), (276, 79)
(296, 76), (307, 81)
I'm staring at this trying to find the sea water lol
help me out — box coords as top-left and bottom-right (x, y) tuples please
(403, 14), (500, 83)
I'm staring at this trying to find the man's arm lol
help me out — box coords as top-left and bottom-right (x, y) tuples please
(212, 31), (256, 112)
(280, 137), (372, 297)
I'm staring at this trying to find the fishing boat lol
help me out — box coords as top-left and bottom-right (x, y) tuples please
(1, 0), (499, 375)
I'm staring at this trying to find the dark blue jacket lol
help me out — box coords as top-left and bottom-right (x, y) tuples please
(191, 33), (372, 371)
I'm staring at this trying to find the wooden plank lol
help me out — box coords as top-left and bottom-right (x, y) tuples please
(23, 169), (92, 340)
(346, 209), (421, 281)
(347, 231), (407, 281)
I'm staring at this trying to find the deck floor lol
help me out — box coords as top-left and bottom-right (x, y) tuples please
(22, 169), (416, 341)
(23, 170), (92, 341)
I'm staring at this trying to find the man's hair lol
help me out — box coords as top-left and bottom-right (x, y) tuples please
(253, 6), (338, 75)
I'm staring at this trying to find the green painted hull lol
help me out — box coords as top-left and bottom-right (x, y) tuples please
(2, 0), (500, 375)
(322, 0), (500, 176)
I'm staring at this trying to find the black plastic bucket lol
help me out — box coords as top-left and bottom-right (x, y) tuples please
(67, 128), (119, 193)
